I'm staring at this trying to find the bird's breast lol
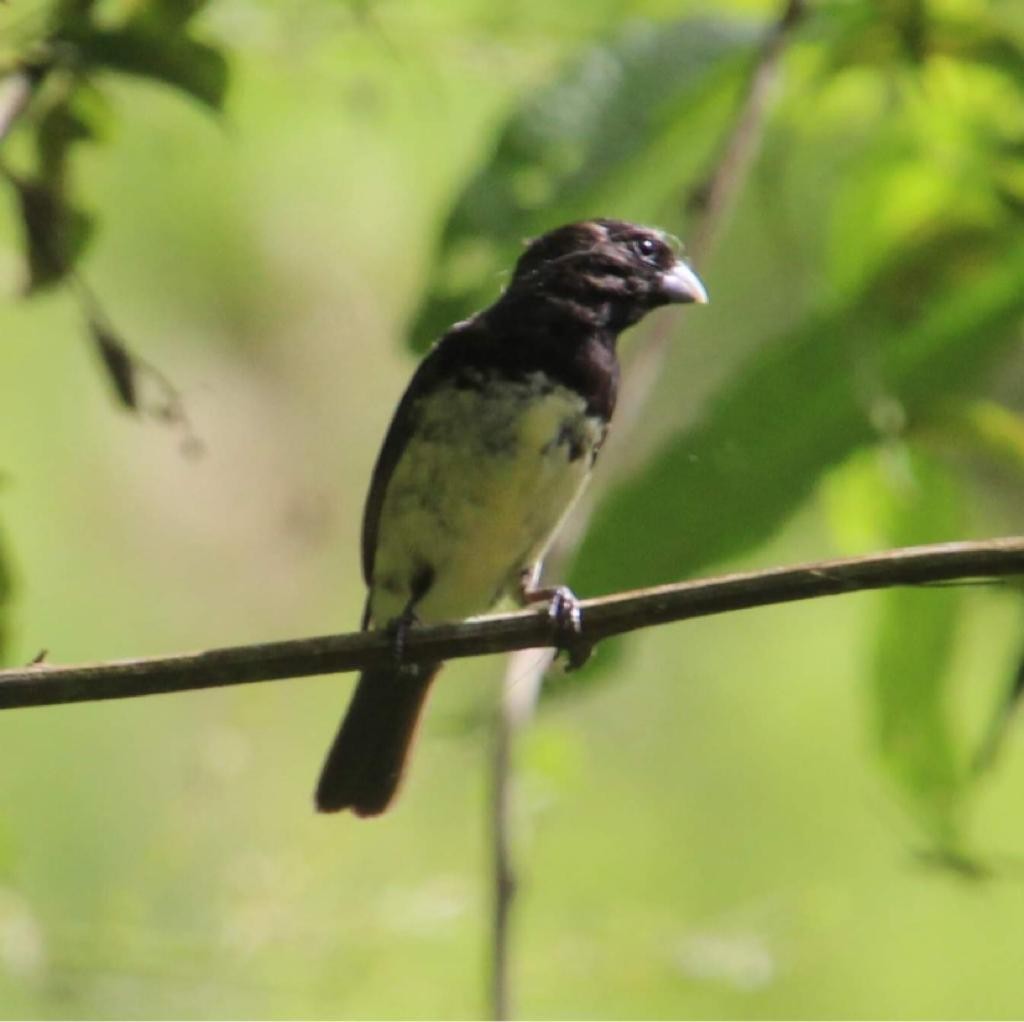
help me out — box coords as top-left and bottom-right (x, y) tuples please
(368, 371), (606, 626)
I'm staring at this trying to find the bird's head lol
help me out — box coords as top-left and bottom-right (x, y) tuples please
(508, 219), (708, 330)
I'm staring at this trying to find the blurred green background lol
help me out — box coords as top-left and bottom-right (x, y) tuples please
(1, 0), (1024, 1017)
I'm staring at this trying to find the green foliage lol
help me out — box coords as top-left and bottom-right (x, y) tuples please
(57, 16), (228, 111)
(936, 399), (1024, 477)
(823, 0), (1024, 80)
(2, 0), (1024, 1014)
(6, 81), (98, 292)
(830, 447), (968, 852)
(570, 233), (1024, 595)
(0, 0), (227, 292)
(534, 0), (1023, 862)
(408, 14), (762, 350)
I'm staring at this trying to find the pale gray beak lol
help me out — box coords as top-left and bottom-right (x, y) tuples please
(659, 259), (708, 304)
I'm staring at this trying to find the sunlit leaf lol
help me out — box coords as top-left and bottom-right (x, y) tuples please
(408, 15), (763, 350)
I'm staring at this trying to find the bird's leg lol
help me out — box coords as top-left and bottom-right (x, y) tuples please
(516, 564), (582, 632)
(516, 565), (592, 670)
(386, 599), (420, 672)
(383, 563), (434, 672)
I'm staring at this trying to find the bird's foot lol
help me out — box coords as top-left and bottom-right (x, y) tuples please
(385, 606), (419, 672)
(517, 575), (592, 671)
(542, 584), (583, 635)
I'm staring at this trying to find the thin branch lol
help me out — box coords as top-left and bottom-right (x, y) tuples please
(490, 690), (515, 1021)
(1, 538), (1021, 711)
(611, 0), (805, 452)
(488, 4), (808, 1012)
(684, 0), (806, 264)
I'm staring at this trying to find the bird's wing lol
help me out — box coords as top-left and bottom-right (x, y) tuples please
(360, 327), (471, 590)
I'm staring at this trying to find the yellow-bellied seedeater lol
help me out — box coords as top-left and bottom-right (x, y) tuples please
(315, 219), (708, 816)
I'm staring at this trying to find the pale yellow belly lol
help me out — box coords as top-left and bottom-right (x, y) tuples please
(367, 374), (605, 626)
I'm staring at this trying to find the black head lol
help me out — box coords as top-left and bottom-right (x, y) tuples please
(507, 219), (708, 330)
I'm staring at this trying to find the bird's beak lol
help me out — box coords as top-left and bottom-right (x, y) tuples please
(659, 260), (708, 305)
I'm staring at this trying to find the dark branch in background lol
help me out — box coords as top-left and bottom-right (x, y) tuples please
(490, 2), (807, 1016)
(1, 538), (1021, 710)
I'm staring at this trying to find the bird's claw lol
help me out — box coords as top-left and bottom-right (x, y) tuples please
(546, 585), (582, 634)
(544, 586), (593, 672)
(518, 573), (592, 671)
(386, 607), (419, 671)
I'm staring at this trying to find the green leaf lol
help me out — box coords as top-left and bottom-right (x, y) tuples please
(570, 234), (1024, 598)
(1, 73), (112, 289)
(9, 170), (94, 292)
(929, 399), (1024, 480)
(972, 633), (1024, 778)
(818, 0), (1024, 82)
(2, 79), (103, 290)
(34, 84), (102, 176)
(872, 568), (962, 851)
(136, 0), (214, 30)
(63, 21), (228, 111)
(88, 316), (138, 409)
(408, 15), (762, 350)
(830, 447), (967, 851)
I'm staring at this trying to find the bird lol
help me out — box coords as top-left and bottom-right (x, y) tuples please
(315, 218), (708, 817)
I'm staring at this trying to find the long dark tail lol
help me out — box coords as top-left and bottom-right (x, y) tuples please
(314, 661), (441, 817)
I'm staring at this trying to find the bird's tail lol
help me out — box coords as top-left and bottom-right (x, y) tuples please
(314, 661), (441, 817)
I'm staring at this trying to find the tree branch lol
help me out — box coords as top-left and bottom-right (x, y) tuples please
(2, 537), (1021, 711)
(490, 688), (516, 1021)
(684, 0), (805, 263)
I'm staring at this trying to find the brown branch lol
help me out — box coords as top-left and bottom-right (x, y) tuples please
(1, 538), (1021, 711)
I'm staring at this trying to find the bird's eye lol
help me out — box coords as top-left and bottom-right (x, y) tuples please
(632, 236), (661, 265)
